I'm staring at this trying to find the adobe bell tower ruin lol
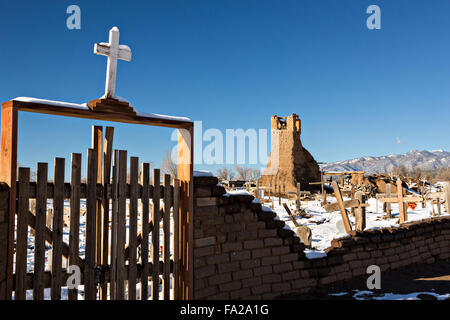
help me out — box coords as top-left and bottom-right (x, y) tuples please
(259, 114), (321, 193)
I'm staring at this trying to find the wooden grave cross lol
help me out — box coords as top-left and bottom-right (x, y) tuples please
(378, 179), (423, 223)
(94, 26), (132, 99)
(324, 181), (369, 233)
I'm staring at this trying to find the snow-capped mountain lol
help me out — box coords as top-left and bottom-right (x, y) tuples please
(321, 150), (450, 174)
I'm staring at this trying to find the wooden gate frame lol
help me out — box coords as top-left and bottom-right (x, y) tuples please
(0, 98), (194, 300)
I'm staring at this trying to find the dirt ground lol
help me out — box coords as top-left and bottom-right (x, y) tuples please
(282, 260), (450, 300)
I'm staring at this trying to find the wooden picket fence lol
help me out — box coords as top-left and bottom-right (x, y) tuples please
(12, 148), (180, 300)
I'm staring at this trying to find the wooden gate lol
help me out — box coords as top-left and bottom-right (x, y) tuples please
(12, 127), (180, 300)
(0, 98), (194, 300)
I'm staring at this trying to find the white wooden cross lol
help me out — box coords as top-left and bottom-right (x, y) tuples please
(94, 27), (132, 99)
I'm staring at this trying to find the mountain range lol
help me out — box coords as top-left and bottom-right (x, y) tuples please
(321, 150), (450, 174)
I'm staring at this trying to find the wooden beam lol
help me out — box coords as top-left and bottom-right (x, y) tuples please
(9, 100), (193, 129)
(331, 181), (352, 233)
(444, 182), (450, 214)
(323, 199), (360, 213)
(0, 102), (18, 300)
(177, 126), (194, 300)
(397, 179), (407, 223)
(282, 203), (300, 227)
(378, 196), (423, 203)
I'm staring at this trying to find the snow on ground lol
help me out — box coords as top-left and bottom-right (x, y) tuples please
(333, 290), (450, 300)
(263, 194), (449, 260)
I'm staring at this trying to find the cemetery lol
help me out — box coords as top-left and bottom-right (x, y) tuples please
(0, 22), (449, 301)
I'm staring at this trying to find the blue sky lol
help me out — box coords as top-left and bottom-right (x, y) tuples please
(0, 0), (449, 175)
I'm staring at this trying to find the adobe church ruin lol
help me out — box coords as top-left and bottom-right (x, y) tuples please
(259, 114), (321, 193)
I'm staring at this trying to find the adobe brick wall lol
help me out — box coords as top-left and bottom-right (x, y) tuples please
(193, 175), (450, 300)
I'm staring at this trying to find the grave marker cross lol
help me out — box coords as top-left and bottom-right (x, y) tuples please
(378, 179), (423, 223)
(94, 27), (132, 99)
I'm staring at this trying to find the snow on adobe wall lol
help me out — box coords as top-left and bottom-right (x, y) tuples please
(192, 175), (450, 300)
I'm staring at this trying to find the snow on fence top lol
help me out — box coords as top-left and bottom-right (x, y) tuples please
(13, 97), (89, 110)
(12, 96), (192, 122)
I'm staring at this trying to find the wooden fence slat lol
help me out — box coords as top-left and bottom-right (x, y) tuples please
(51, 158), (65, 300)
(128, 157), (139, 300)
(163, 174), (171, 300)
(397, 179), (408, 223)
(68, 153), (81, 300)
(102, 126), (114, 300)
(140, 163), (150, 300)
(151, 169), (160, 300)
(117, 150), (127, 299)
(33, 162), (47, 300)
(15, 167), (30, 300)
(91, 126), (104, 300)
(173, 179), (180, 300)
(85, 149), (97, 300)
(110, 150), (119, 300)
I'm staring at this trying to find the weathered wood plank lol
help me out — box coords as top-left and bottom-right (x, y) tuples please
(117, 150), (127, 299)
(282, 203), (300, 228)
(176, 126), (194, 299)
(378, 196), (423, 203)
(163, 174), (171, 300)
(85, 149), (97, 300)
(15, 167), (30, 300)
(397, 179), (407, 223)
(51, 158), (65, 300)
(101, 127), (114, 299)
(33, 162), (47, 300)
(173, 179), (180, 300)
(0, 103), (18, 300)
(355, 191), (366, 232)
(11, 99), (193, 129)
(128, 157), (139, 300)
(331, 181), (352, 233)
(68, 153), (81, 300)
(151, 169), (160, 300)
(443, 182), (450, 214)
(323, 199), (360, 213)
(140, 163), (150, 300)
(110, 150), (119, 300)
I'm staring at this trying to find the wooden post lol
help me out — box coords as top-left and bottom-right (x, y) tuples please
(85, 149), (97, 300)
(110, 150), (119, 300)
(350, 184), (355, 217)
(173, 179), (180, 300)
(151, 169), (160, 300)
(101, 127), (114, 299)
(397, 179), (408, 223)
(68, 153), (81, 300)
(163, 174), (171, 300)
(282, 203), (300, 228)
(331, 181), (352, 233)
(355, 191), (366, 232)
(15, 168), (30, 300)
(51, 158), (65, 300)
(92, 126), (103, 268)
(34, 162), (48, 300)
(385, 183), (392, 219)
(0, 102), (18, 300)
(140, 163), (150, 300)
(117, 150), (127, 300)
(444, 182), (450, 214)
(128, 157), (139, 300)
(176, 126), (194, 300)
(296, 183), (301, 213)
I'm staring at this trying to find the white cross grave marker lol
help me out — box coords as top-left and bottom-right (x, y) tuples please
(94, 26), (132, 99)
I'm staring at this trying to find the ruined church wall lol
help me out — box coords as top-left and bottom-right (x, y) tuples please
(193, 175), (450, 300)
